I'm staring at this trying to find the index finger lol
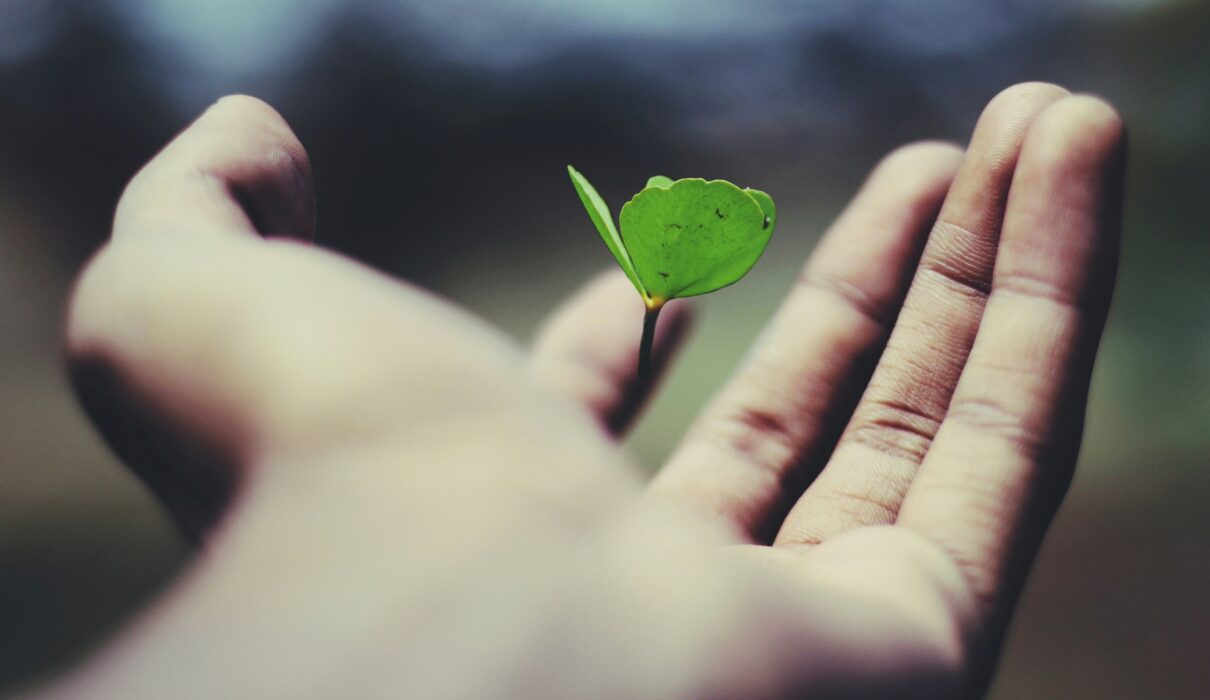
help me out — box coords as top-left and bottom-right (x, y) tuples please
(529, 270), (692, 436)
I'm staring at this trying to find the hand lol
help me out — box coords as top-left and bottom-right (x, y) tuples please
(51, 83), (1124, 699)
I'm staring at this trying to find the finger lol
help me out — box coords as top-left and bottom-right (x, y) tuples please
(529, 269), (691, 436)
(774, 82), (1070, 548)
(649, 141), (964, 542)
(896, 96), (1124, 643)
(115, 94), (316, 241)
(67, 95), (317, 538)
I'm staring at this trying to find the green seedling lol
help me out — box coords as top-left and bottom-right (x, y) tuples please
(568, 165), (776, 378)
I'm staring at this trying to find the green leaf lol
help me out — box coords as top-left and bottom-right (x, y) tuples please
(567, 165), (644, 295)
(567, 168), (776, 378)
(744, 187), (777, 231)
(619, 178), (774, 302)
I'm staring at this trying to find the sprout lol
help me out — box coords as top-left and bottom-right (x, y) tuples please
(569, 165), (776, 377)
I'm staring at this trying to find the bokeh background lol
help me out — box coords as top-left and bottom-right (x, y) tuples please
(1, 0), (1207, 697)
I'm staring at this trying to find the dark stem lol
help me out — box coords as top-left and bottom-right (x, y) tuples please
(638, 305), (662, 380)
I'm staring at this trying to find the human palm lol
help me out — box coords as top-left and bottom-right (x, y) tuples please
(49, 82), (1123, 699)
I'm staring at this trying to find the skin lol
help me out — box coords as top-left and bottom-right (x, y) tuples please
(42, 82), (1123, 699)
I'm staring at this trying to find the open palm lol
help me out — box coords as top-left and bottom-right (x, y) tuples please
(54, 83), (1123, 699)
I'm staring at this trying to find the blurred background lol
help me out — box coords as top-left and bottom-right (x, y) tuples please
(1, 0), (1207, 697)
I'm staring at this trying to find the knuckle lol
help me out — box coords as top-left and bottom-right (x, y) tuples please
(703, 405), (802, 481)
(846, 397), (942, 463)
(944, 396), (1049, 461)
(796, 268), (895, 329)
(918, 246), (994, 299)
(815, 484), (902, 526)
(992, 268), (1084, 311)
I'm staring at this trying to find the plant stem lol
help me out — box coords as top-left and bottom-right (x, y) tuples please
(638, 305), (662, 380)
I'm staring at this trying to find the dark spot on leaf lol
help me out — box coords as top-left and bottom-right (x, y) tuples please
(669, 223), (682, 230)
(763, 216), (770, 230)
(658, 271), (669, 278)
(715, 208), (725, 219)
